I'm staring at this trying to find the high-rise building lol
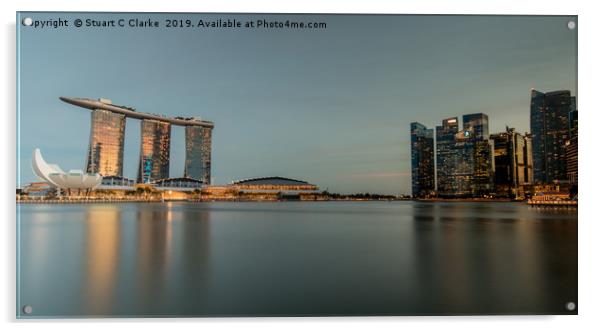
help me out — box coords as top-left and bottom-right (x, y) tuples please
(530, 90), (575, 184)
(184, 126), (213, 184)
(463, 113), (489, 139)
(436, 117), (460, 195)
(463, 113), (494, 195)
(566, 109), (578, 183)
(523, 133), (534, 185)
(491, 127), (527, 197)
(60, 97), (214, 184)
(410, 122), (435, 197)
(86, 107), (126, 176)
(450, 131), (477, 196)
(435, 114), (494, 197)
(137, 119), (171, 183)
(473, 139), (495, 195)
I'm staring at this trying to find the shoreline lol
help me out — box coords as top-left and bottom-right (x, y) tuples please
(16, 197), (577, 207)
(17, 198), (525, 204)
(415, 198), (516, 202)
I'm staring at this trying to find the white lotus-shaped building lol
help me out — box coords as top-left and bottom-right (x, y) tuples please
(32, 148), (102, 189)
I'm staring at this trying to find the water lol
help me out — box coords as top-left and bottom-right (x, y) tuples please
(17, 201), (577, 317)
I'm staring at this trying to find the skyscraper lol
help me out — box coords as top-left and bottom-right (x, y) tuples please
(473, 139), (495, 195)
(410, 122), (435, 197)
(491, 127), (527, 197)
(137, 119), (172, 183)
(566, 109), (578, 183)
(184, 126), (213, 184)
(463, 113), (494, 195)
(523, 133), (534, 185)
(463, 113), (489, 139)
(436, 117), (460, 195)
(61, 97), (215, 184)
(435, 114), (494, 197)
(86, 107), (126, 176)
(530, 90), (575, 184)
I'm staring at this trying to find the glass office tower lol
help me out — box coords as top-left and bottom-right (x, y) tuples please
(523, 134), (534, 185)
(137, 119), (172, 183)
(491, 127), (528, 197)
(473, 139), (495, 195)
(435, 114), (494, 197)
(410, 122), (435, 197)
(86, 109), (126, 176)
(566, 109), (578, 183)
(530, 89), (574, 184)
(463, 113), (494, 195)
(450, 132), (477, 196)
(463, 113), (489, 139)
(436, 117), (460, 196)
(184, 125), (212, 184)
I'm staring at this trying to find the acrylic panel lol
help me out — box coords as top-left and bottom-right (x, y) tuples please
(16, 12), (578, 318)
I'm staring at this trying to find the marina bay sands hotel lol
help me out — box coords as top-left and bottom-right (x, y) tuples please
(60, 97), (213, 185)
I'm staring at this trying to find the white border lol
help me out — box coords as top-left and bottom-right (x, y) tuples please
(2, 0), (601, 330)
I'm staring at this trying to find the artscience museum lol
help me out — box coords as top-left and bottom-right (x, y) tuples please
(31, 148), (102, 191)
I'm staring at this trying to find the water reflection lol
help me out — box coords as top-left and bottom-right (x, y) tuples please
(83, 205), (121, 315)
(114, 203), (211, 316)
(410, 202), (577, 314)
(133, 204), (173, 314)
(17, 202), (576, 317)
(168, 204), (211, 315)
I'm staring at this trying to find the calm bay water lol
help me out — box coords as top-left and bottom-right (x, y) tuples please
(17, 201), (577, 317)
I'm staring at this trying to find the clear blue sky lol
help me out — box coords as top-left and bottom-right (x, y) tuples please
(17, 13), (577, 194)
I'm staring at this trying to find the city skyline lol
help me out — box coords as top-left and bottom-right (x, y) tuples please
(17, 13), (577, 194)
(411, 89), (577, 198)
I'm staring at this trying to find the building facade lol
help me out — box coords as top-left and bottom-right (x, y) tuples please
(435, 114), (494, 197)
(463, 113), (489, 139)
(184, 125), (213, 184)
(436, 117), (460, 195)
(523, 133), (534, 185)
(491, 127), (529, 197)
(566, 109), (578, 184)
(86, 108), (126, 176)
(138, 119), (172, 183)
(464, 113), (495, 195)
(530, 90), (575, 184)
(410, 122), (435, 197)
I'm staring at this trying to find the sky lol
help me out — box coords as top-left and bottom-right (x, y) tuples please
(17, 13), (577, 195)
